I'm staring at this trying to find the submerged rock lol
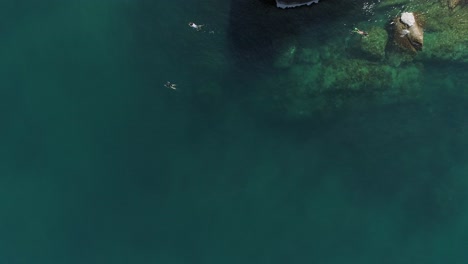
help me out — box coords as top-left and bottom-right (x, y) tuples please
(358, 27), (388, 61)
(273, 45), (297, 68)
(447, 0), (462, 9)
(296, 48), (320, 64)
(254, 57), (424, 119)
(414, 1), (468, 63)
(449, 0), (461, 8)
(273, 38), (298, 69)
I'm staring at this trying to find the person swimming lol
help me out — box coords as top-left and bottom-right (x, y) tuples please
(352, 27), (369, 37)
(188, 22), (204, 31)
(164, 81), (177, 90)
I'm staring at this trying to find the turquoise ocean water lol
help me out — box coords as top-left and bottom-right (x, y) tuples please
(1, 1), (467, 263)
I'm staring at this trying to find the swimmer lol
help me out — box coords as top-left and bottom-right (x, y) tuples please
(352, 27), (369, 37)
(188, 22), (204, 31)
(164, 81), (177, 90)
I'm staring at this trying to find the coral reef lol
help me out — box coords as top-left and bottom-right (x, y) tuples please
(252, 0), (467, 119)
(358, 27), (388, 61)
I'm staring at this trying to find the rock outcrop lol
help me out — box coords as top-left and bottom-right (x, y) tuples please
(393, 12), (424, 52)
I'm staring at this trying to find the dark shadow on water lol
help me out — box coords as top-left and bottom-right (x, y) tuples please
(227, 0), (370, 67)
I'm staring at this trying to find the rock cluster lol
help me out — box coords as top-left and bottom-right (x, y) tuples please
(249, 0), (468, 119)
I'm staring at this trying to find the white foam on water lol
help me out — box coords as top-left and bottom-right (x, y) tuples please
(276, 0), (319, 9)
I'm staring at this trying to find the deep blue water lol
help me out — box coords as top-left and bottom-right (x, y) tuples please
(1, 1), (468, 263)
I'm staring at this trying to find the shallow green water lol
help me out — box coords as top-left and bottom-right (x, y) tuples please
(1, 1), (467, 263)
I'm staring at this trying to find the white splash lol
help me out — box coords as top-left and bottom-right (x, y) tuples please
(400, 29), (410, 37)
